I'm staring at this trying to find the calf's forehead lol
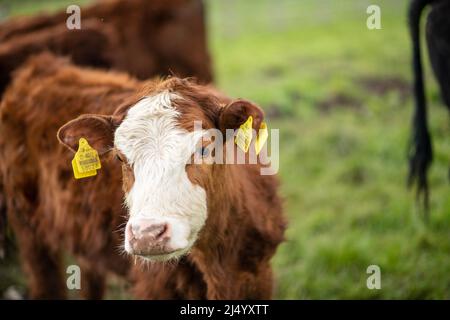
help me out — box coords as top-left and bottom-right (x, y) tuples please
(113, 91), (206, 164)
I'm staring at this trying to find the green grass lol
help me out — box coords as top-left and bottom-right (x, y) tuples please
(1, 0), (450, 299)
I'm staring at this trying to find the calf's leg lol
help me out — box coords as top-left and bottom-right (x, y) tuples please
(10, 215), (66, 299)
(77, 260), (106, 300)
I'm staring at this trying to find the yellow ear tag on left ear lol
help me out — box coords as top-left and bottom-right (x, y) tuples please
(72, 138), (101, 179)
(235, 116), (253, 153)
(255, 122), (268, 155)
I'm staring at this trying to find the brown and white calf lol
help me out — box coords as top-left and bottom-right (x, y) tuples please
(0, 53), (285, 299)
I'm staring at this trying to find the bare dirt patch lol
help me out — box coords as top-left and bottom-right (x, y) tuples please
(317, 93), (362, 112)
(359, 76), (411, 102)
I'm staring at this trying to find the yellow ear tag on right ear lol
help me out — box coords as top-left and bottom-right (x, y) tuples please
(72, 138), (101, 179)
(235, 116), (253, 153)
(255, 121), (268, 155)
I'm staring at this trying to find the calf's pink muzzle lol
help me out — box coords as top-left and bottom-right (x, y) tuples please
(126, 218), (174, 256)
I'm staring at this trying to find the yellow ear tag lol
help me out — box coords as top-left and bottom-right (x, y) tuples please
(71, 138), (101, 179)
(235, 116), (253, 153)
(255, 122), (268, 155)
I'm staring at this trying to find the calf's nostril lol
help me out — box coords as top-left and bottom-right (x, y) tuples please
(142, 223), (168, 240)
(129, 220), (170, 241)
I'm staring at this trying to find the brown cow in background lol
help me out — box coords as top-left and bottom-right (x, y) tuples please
(0, 53), (285, 299)
(0, 0), (213, 98)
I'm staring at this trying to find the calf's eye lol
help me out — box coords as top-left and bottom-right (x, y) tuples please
(116, 154), (124, 162)
(196, 146), (209, 157)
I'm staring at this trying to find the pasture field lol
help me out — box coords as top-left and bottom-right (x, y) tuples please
(1, 0), (449, 299)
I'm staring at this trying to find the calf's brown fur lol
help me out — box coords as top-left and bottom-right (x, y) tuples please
(0, 53), (285, 299)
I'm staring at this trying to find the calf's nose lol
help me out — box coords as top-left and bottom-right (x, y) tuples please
(131, 221), (168, 240)
(126, 218), (171, 256)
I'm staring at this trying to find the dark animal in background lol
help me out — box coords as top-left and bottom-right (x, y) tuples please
(0, 53), (285, 299)
(408, 0), (450, 213)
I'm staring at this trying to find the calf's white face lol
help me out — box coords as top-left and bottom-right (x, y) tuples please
(114, 91), (207, 261)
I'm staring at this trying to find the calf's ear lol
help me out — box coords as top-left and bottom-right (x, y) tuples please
(218, 99), (264, 134)
(57, 114), (117, 155)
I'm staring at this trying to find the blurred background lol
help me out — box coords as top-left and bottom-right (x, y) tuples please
(0, 0), (449, 299)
